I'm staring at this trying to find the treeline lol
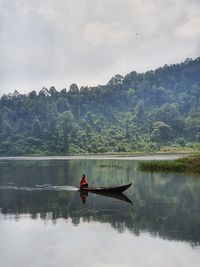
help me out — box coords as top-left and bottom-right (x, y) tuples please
(0, 57), (200, 155)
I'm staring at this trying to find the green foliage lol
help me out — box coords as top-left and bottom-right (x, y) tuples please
(139, 160), (187, 172)
(139, 155), (200, 173)
(151, 121), (173, 142)
(0, 57), (200, 155)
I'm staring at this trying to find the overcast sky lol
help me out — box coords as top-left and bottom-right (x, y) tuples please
(0, 0), (200, 95)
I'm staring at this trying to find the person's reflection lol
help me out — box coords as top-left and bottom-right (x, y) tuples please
(80, 191), (88, 204)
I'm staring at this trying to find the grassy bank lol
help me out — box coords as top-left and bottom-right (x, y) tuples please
(139, 155), (200, 174)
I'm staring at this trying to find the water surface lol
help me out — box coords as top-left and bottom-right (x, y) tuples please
(0, 155), (200, 267)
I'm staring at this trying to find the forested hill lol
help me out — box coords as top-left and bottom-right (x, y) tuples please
(0, 57), (200, 155)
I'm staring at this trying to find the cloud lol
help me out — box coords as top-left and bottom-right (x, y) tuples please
(175, 17), (200, 38)
(83, 21), (132, 46)
(0, 0), (200, 94)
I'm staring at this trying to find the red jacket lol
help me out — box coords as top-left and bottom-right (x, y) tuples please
(80, 178), (87, 186)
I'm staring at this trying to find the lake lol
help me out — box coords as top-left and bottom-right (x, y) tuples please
(0, 155), (200, 267)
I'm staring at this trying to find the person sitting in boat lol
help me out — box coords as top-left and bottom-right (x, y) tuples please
(79, 174), (88, 189)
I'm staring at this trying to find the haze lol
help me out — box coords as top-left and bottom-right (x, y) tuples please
(0, 0), (200, 94)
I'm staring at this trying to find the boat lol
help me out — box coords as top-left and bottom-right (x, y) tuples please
(79, 182), (132, 193)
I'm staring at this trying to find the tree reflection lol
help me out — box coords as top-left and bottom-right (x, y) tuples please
(0, 182), (200, 247)
(0, 159), (200, 246)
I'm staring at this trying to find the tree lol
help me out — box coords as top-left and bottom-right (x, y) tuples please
(151, 121), (173, 143)
(31, 117), (42, 138)
(108, 74), (123, 86)
(56, 111), (73, 152)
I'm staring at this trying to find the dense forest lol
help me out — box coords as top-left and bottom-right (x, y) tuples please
(0, 57), (200, 155)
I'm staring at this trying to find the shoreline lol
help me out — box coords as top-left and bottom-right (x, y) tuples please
(0, 153), (189, 162)
(0, 147), (199, 158)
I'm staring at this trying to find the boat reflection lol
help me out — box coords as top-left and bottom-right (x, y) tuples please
(80, 191), (132, 205)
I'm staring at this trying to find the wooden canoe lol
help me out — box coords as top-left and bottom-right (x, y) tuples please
(79, 182), (132, 193)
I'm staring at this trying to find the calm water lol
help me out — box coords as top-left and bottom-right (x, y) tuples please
(0, 155), (200, 267)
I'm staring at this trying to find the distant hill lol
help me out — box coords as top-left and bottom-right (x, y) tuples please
(0, 57), (200, 155)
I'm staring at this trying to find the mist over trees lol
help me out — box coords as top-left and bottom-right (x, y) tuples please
(0, 57), (200, 155)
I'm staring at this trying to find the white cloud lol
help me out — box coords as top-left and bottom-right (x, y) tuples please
(83, 21), (132, 46)
(175, 17), (200, 38)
